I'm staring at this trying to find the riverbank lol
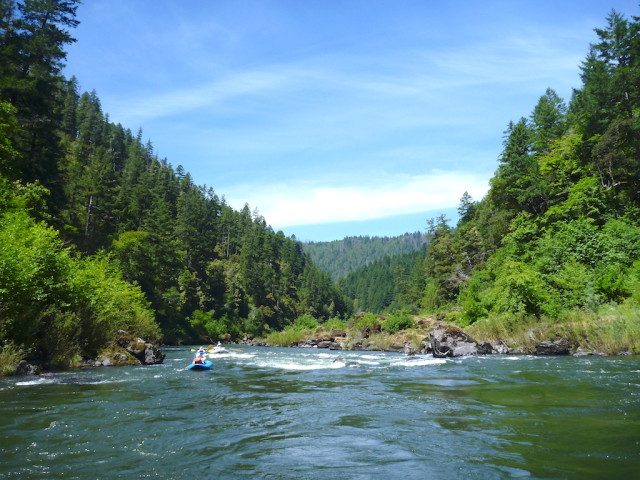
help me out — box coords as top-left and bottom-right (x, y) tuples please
(250, 307), (640, 357)
(0, 330), (165, 378)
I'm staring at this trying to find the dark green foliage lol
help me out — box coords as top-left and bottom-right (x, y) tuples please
(0, 0), (80, 202)
(383, 312), (415, 333)
(338, 250), (421, 313)
(52, 83), (349, 341)
(304, 232), (428, 281)
(407, 10), (640, 327)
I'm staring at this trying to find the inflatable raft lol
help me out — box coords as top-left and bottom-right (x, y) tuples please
(188, 360), (213, 371)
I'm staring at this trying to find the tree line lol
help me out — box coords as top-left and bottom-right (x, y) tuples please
(303, 232), (427, 281)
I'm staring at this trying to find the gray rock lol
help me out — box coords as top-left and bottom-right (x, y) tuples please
(143, 343), (165, 364)
(573, 347), (607, 357)
(403, 343), (417, 355)
(492, 341), (511, 354)
(430, 324), (492, 358)
(94, 351), (139, 367)
(420, 339), (433, 354)
(15, 360), (38, 376)
(534, 339), (570, 356)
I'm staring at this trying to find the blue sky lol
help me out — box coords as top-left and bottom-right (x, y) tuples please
(63, 0), (637, 241)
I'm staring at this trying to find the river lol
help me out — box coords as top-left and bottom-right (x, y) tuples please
(0, 347), (638, 479)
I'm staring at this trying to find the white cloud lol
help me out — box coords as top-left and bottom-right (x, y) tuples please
(224, 171), (490, 228)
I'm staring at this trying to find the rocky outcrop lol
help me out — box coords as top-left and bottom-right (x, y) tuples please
(534, 339), (571, 356)
(93, 349), (140, 367)
(115, 330), (165, 365)
(492, 341), (511, 354)
(292, 336), (343, 350)
(92, 331), (165, 367)
(15, 360), (39, 376)
(430, 323), (493, 358)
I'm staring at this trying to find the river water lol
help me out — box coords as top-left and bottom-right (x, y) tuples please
(0, 347), (638, 479)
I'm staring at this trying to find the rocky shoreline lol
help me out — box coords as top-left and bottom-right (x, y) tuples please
(242, 321), (612, 358)
(89, 330), (165, 367)
(13, 330), (165, 377)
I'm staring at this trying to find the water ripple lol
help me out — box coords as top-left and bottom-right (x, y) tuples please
(1, 347), (639, 479)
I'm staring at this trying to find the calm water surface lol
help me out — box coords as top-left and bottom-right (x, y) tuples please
(0, 347), (638, 479)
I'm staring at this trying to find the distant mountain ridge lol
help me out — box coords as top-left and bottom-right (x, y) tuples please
(302, 232), (428, 280)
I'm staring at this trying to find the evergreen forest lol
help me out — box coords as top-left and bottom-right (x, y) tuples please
(303, 232), (428, 281)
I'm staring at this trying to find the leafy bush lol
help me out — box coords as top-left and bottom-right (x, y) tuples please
(0, 210), (158, 365)
(348, 312), (382, 331)
(383, 312), (415, 333)
(292, 314), (319, 331)
(322, 316), (347, 331)
(0, 343), (23, 377)
(488, 260), (551, 317)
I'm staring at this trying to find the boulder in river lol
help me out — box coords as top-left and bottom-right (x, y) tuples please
(430, 323), (492, 358)
(116, 330), (165, 365)
(15, 360), (39, 376)
(94, 349), (140, 367)
(91, 331), (165, 366)
(534, 339), (570, 356)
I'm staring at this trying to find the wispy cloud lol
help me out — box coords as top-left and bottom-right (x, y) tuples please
(111, 51), (553, 126)
(224, 171), (489, 228)
(68, 0), (614, 240)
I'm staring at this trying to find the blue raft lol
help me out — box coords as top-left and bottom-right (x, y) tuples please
(188, 360), (213, 371)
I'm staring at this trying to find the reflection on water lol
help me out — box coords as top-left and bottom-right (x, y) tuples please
(0, 347), (638, 479)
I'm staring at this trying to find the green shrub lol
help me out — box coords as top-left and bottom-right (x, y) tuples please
(0, 210), (158, 365)
(265, 328), (308, 346)
(322, 316), (347, 331)
(292, 313), (319, 331)
(383, 312), (415, 333)
(488, 260), (551, 317)
(0, 343), (23, 377)
(349, 312), (382, 331)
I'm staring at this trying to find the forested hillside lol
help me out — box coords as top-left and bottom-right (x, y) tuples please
(304, 232), (427, 280)
(0, 0), (348, 367)
(379, 10), (640, 350)
(337, 250), (422, 313)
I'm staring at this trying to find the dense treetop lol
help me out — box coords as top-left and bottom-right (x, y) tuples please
(303, 232), (428, 281)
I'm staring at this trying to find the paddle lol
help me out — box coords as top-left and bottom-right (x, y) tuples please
(228, 348), (243, 352)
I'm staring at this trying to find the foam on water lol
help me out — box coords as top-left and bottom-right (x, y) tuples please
(238, 348), (450, 371)
(15, 377), (54, 386)
(392, 357), (447, 367)
(207, 352), (255, 360)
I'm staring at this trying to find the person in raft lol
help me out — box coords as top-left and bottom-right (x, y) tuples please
(194, 347), (207, 364)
